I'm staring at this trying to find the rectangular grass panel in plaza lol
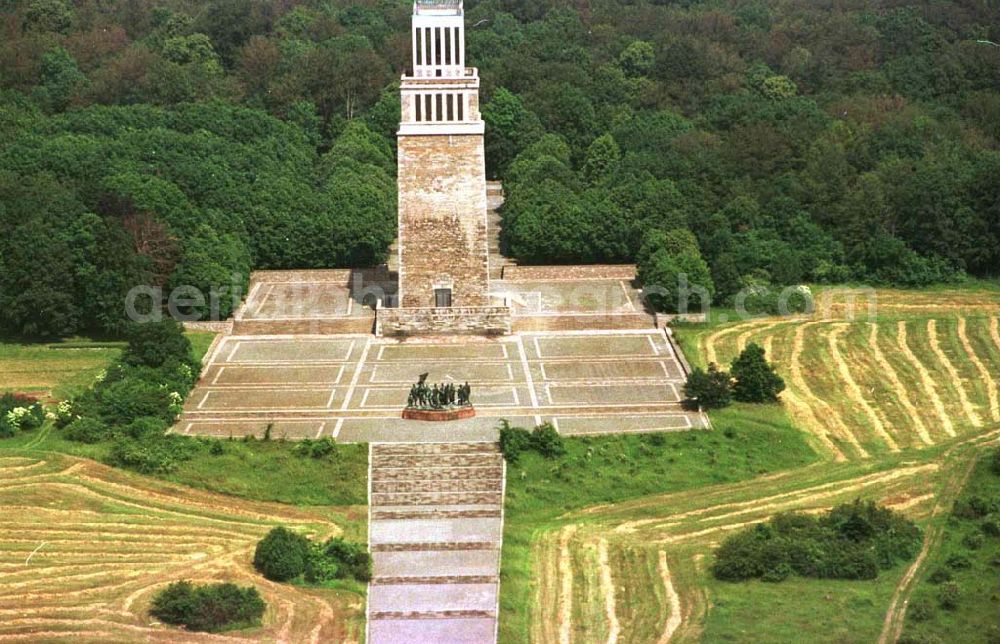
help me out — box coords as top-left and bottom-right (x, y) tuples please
(375, 342), (510, 361)
(498, 280), (638, 313)
(540, 359), (677, 381)
(532, 334), (663, 358)
(546, 383), (680, 405)
(209, 365), (346, 386)
(196, 388), (338, 411)
(244, 283), (356, 319)
(369, 361), (516, 384)
(225, 339), (357, 363)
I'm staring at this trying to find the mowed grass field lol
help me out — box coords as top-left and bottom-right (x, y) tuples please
(0, 338), (124, 399)
(500, 286), (1000, 644)
(0, 330), (370, 641)
(0, 452), (366, 642)
(694, 288), (1000, 461)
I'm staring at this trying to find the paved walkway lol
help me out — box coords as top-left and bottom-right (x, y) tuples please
(368, 442), (505, 644)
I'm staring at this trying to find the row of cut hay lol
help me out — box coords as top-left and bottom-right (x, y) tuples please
(701, 316), (1000, 458)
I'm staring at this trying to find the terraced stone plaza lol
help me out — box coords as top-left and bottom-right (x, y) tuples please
(180, 322), (706, 444)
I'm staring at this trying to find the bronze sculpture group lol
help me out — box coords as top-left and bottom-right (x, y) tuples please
(407, 373), (472, 410)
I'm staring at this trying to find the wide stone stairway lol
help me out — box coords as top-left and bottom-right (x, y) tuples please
(368, 442), (506, 644)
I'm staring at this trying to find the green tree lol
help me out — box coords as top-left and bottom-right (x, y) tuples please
(619, 41), (655, 77)
(482, 87), (544, 177)
(35, 47), (87, 112)
(23, 0), (75, 34)
(582, 134), (621, 185)
(253, 527), (311, 582)
(121, 318), (194, 370)
(731, 343), (786, 403)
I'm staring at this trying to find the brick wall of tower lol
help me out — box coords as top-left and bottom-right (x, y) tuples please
(398, 133), (489, 308)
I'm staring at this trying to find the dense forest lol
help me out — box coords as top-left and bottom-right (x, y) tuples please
(1, 0), (998, 335)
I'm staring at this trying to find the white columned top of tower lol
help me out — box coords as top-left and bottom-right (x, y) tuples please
(400, 0), (482, 136)
(412, 1), (466, 78)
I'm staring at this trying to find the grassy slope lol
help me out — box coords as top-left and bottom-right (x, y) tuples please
(901, 454), (1000, 643)
(703, 572), (907, 643)
(500, 403), (818, 642)
(0, 331), (369, 511)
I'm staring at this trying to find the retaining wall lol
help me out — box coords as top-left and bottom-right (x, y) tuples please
(377, 307), (512, 337)
(499, 264), (636, 282)
(511, 313), (654, 333)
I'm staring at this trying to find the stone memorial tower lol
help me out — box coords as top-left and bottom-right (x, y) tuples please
(397, 0), (489, 309)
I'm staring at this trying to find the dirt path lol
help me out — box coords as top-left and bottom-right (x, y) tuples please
(991, 317), (1000, 355)
(897, 321), (955, 437)
(877, 451), (980, 644)
(790, 323), (869, 458)
(958, 317), (999, 423)
(869, 324), (933, 446)
(927, 320), (982, 428)
(558, 525), (577, 644)
(828, 325), (900, 451)
(597, 538), (620, 644)
(656, 552), (682, 644)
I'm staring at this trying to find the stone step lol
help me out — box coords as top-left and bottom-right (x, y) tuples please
(369, 583), (498, 614)
(371, 518), (502, 548)
(370, 610), (495, 621)
(373, 443), (499, 456)
(372, 508), (501, 520)
(372, 479), (502, 494)
(372, 542), (499, 553)
(371, 453), (503, 469)
(374, 504), (502, 514)
(369, 617), (498, 644)
(371, 491), (503, 507)
(374, 549), (501, 578)
(372, 575), (498, 585)
(373, 466), (503, 482)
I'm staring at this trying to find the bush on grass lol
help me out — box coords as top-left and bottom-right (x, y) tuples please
(937, 581), (960, 610)
(982, 514), (1000, 538)
(63, 416), (110, 443)
(306, 538), (372, 583)
(908, 597), (935, 622)
(498, 420), (532, 463)
(0, 393), (46, 437)
(712, 500), (921, 582)
(106, 435), (194, 474)
(294, 438), (337, 459)
(683, 364), (732, 410)
(253, 527), (311, 582)
(531, 422), (565, 459)
(150, 580), (265, 633)
(254, 527), (371, 585)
